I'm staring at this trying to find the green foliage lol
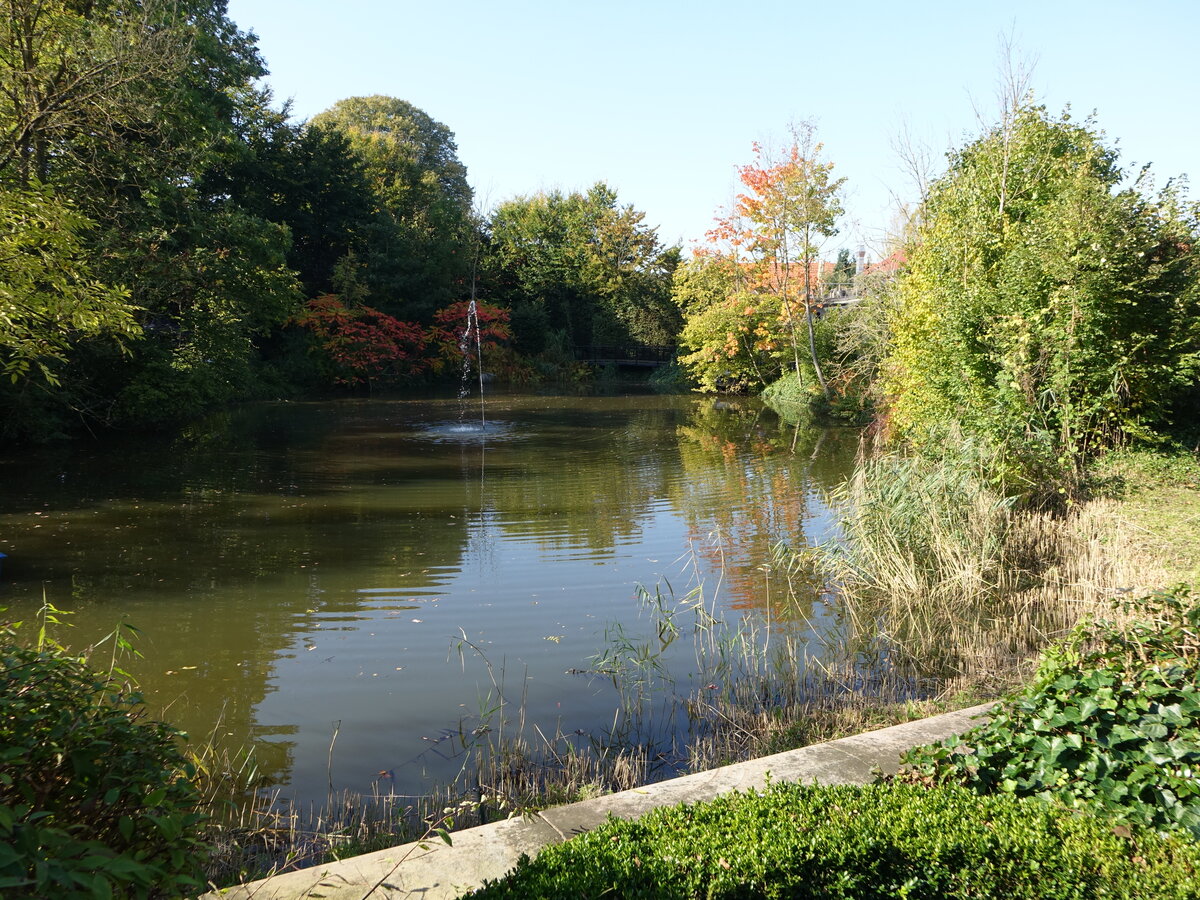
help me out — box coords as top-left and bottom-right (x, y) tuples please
(903, 586), (1200, 837)
(208, 104), (376, 298)
(0, 610), (208, 897)
(674, 252), (783, 393)
(760, 312), (841, 414)
(886, 103), (1200, 501)
(822, 286), (896, 422)
(0, 187), (139, 385)
(760, 370), (807, 406)
(828, 247), (856, 286)
(0, 0), (193, 189)
(647, 359), (689, 392)
(0, 0), (312, 435)
(486, 182), (680, 352)
(311, 95), (474, 320)
(465, 782), (1200, 899)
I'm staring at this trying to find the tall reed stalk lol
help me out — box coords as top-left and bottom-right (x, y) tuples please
(810, 443), (1164, 685)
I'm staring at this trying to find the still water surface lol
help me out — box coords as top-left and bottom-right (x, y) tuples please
(0, 392), (856, 804)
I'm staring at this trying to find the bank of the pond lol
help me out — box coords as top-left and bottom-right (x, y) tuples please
(198, 690), (991, 887)
(207, 579), (1200, 899)
(1092, 446), (1200, 587)
(203, 703), (999, 899)
(199, 440), (1200, 888)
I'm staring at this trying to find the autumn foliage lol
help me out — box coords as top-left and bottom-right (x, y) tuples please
(427, 300), (512, 370)
(677, 127), (844, 396)
(293, 294), (428, 385)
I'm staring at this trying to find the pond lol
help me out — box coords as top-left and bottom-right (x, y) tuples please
(0, 391), (858, 806)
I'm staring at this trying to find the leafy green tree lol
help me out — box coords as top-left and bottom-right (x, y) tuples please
(486, 183), (680, 352)
(0, 0), (191, 188)
(826, 248), (856, 292)
(0, 188), (139, 387)
(205, 95), (376, 297)
(885, 102), (1200, 498)
(311, 96), (474, 320)
(0, 1), (305, 434)
(673, 250), (783, 392)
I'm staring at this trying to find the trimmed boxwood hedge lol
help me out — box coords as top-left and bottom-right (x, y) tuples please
(463, 781), (1200, 899)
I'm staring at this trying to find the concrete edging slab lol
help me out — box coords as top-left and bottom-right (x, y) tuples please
(203, 702), (995, 899)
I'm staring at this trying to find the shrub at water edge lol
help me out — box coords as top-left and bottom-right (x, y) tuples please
(902, 586), (1200, 837)
(0, 611), (208, 898)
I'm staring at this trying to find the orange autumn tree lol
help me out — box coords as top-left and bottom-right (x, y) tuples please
(710, 123), (845, 399)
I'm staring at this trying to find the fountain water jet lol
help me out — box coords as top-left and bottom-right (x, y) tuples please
(458, 298), (486, 429)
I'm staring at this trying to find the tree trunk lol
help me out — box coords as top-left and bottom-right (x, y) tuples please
(802, 237), (829, 400)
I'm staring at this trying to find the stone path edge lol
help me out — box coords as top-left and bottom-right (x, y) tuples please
(201, 702), (995, 900)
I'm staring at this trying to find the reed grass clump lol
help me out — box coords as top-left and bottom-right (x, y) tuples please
(811, 443), (1163, 682)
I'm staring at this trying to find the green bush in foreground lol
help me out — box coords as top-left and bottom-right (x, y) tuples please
(463, 782), (1200, 899)
(903, 586), (1200, 836)
(0, 612), (207, 898)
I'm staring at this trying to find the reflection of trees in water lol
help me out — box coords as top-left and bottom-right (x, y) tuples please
(671, 400), (858, 614)
(478, 403), (683, 554)
(0, 394), (862, 799)
(0, 401), (480, 790)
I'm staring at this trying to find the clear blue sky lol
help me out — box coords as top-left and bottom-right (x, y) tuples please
(225, 0), (1199, 258)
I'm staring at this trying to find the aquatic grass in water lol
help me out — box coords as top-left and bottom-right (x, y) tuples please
(200, 437), (1195, 887)
(200, 531), (982, 886)
(806, 442), (1167, 683)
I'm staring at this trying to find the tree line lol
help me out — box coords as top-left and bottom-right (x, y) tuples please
(0, 0), (680, 441)
(671, 104), (1200, 503)
(6, 0), (1198, 494)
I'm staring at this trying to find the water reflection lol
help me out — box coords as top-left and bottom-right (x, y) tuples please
(0, 393), (857, 803)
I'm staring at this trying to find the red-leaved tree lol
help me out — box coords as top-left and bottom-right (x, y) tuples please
(427, 301), (512, 373)
(294, 294), (427, 385)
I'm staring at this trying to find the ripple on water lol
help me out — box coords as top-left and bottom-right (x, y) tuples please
(415, 419), (522, 443)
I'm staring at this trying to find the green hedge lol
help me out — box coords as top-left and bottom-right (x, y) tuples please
(463, 782), (1200, 899)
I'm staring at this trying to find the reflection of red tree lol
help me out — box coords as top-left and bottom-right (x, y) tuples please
(294, 295), (427, 385)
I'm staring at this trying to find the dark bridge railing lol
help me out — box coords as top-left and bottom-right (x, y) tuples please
(574, 345), (674, 367)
